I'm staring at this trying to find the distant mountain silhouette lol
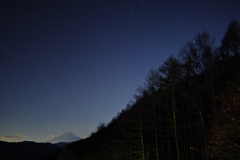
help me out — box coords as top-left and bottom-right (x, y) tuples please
(44, 131), (82, 143)
(0, 140), (60, 160)
(53, 142), (69, 147)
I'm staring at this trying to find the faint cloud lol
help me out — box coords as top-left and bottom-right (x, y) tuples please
(1, 133), (27, 139)
(50, 135), (54, 138)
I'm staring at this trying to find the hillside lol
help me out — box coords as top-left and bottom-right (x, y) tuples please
(0, 141), (60, 160)
(42, 20), (240, 160)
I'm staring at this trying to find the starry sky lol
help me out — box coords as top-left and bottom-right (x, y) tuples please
(0, 0), (240, 142)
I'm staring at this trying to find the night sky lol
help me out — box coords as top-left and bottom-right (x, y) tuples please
(1, 0), (239, 142)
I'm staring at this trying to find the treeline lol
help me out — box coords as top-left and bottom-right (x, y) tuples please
(44, 20), (240, 160)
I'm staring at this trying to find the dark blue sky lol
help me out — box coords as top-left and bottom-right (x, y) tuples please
(1, 0), (239, 142)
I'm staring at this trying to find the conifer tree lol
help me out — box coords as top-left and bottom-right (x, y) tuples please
(220, 20), (240, 59)
(159, 54), (182, 160)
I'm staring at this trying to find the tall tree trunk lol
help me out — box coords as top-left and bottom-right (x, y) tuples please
(139, 112), (145, 160)
(153, 102), (159, 160)
(172, 75), (180, 160)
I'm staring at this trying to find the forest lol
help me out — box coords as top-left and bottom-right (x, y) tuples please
(43, 20), (240, 160)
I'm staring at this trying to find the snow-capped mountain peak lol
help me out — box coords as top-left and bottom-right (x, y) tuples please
(44, 131), (82, 143)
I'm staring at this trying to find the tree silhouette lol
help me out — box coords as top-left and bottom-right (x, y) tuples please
(159, 54), (182, 160)
(144, 68), (160, 94)
(220, 20), (240, 59)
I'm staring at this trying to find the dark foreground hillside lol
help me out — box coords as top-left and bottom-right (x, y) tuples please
(0, 141), (60, 160)
(42, 20), (240, 160)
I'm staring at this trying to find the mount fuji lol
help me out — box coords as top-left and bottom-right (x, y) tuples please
(44, 132), (82, 144)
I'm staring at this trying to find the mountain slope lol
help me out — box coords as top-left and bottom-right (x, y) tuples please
(0, 141), (60, 160)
